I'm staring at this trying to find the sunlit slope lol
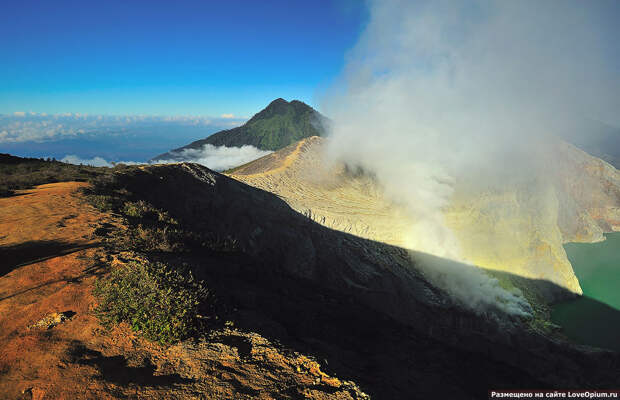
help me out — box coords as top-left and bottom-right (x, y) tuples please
(444, 142), (620, 296)
(555, 141), (620, 241)
(228, 137), (620, 297)
(230, 137), (413, 248)
(444, 183), (581, 296)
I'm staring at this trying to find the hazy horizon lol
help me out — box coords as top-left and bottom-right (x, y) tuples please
(1, 0), (367, 164)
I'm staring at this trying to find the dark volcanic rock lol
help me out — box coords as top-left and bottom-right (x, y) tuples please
(108, 163), (620, 399)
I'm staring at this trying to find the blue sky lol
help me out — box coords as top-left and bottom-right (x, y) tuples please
(0, 0), (367, 117)
(3, 0), (617, 165)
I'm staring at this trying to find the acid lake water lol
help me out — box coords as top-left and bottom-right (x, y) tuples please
(551, 232), (620, 352)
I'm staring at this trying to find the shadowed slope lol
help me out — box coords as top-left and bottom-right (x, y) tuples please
(1, 162), (618, 399)
(0, 240), (97, 277)
(107, 163), (620, 397)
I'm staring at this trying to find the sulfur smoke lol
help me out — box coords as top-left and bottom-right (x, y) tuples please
(323, 0), (620, 315)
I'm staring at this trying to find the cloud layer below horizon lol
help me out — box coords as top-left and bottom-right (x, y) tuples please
(61, 143), (271, 172)
(0, 112), (245, 144)
(152, 144), (272, 171)
(0, 112), (250, 164)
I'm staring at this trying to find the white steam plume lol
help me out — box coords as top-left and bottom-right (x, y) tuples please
(323, 0), (620, 314)
(414, 252), (532, 317)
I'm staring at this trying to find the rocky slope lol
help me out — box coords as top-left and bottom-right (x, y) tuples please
(555, 141), (620, 240)
(445, 141), (620, 300)
(109, 162), (620, 394)
(116, 162), (619, 390)
(229, 136), (620, 301)
(2, 160), (619, 399)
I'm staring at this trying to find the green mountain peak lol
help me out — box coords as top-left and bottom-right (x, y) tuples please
(151, 98), (328, 161)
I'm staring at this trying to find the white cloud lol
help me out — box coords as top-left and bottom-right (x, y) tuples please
(0, 113), (246, 144)
(60, 155), (140, 167)
(61, 143), (268, 171)
(156, 144), (271, 171)
(220, 113), (235, 119)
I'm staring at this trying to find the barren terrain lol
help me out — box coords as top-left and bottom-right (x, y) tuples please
(0, 182), (366, 399)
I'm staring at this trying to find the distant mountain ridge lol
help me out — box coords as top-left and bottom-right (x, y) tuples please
(559, 119), (620, 169)
(151, 98), (328, 161)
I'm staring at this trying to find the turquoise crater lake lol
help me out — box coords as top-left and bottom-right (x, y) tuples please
(551, 232), (620, 352)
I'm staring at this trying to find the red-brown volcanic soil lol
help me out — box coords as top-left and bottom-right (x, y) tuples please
(0, 182), (366, 400)
(0, 182), (117, 399)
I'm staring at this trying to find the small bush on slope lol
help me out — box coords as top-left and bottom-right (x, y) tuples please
(85, 168), (239, 344)
(93, 260), (210, 344)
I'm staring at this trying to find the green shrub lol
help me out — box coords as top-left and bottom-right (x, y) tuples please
(122, 200), (149, 218)
(93, 260), (210, 344)
(131, 224), (183, 252)
(121, 200), (178, 225)
(88, 194), (115, 212)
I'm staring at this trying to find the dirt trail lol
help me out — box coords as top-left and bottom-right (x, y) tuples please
(0, 182), (366, 400)
(0, 182), (113, 399)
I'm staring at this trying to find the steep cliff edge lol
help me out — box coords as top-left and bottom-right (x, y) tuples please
(555, 141), (620, 241)
(228, 136), (620, 300)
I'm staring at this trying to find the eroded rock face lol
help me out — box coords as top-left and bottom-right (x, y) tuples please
(228, 136), (620, 300)
(555, 141), (620, 241)
(229, 137), (415, 249)
(445, 180), (582, 299)
(445, 142), (620, 300)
